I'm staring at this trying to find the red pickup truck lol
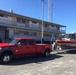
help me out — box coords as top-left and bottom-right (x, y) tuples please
(0, 38), (52, 64)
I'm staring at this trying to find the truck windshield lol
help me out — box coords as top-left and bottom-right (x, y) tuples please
(9, 39), (18, 45)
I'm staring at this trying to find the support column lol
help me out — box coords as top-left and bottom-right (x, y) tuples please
(9, 29), (13, 38)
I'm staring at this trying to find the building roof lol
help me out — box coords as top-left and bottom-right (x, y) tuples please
(0, 9), (66, 27)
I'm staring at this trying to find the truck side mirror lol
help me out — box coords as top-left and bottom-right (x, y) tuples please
(16, 42), (21, 46)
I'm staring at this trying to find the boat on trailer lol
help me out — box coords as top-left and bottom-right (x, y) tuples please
(55, 38), (76, 52)
(56, 40), (76, 47)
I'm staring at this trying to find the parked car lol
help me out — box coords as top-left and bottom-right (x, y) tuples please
(0, 38), (52, 64)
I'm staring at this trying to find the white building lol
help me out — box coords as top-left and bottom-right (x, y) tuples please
(0, 10), (66, 42)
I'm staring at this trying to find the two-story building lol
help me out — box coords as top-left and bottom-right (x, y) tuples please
(0, 9), (66, 42)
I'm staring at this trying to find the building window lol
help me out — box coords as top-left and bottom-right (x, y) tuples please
(45, 24), (48, 28)
(46, 34), (51, 37)
(44, 33), (46, 37)
(22, 19), (26, 24)
(17, 18), (21, 23)
(4, 15), (8, 18)
(32, 21), (37, 24)
(24, 31), (28, 35)
(14, 30), (19, 35)
(33, 32), (37, 36)
(0, 14), (4, 17)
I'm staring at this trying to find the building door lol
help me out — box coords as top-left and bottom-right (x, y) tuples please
(5, 30), (9, 39)
(0, 30), (5, 38)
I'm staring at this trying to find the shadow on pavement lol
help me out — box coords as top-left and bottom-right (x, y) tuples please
(67, 50), (76, 54)
(0, 54), (63, 65)
(57, 49), (76, 54)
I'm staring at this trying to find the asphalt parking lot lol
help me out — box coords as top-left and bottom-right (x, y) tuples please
(0, 50), (76, 75)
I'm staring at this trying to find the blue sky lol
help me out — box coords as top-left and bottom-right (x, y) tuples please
(0, 0), (76, 33)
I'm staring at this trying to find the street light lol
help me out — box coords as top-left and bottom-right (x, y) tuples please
(41, 0), (44, 44)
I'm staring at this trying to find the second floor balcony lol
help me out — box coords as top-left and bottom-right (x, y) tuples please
(0, 17), (12, 25)
(0, 17), (66, 34)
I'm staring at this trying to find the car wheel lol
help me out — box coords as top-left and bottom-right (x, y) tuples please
(44, 50), (50, 57)
(1, 53), (11, 64)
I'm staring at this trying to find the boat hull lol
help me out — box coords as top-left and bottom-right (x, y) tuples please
(55, 40), (76, 49)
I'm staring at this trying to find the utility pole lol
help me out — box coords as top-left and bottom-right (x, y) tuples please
(41, 0), (44, 44)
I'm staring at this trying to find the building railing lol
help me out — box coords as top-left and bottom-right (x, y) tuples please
(0, 17), (65, 34)
(16, 23), (26, 27)
(60, 30), (66, 33)
(0, 17), (12, 25)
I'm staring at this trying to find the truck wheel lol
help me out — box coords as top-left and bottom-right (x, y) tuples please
(1, 53), (11, 64)
(44, 50), (50, 57)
